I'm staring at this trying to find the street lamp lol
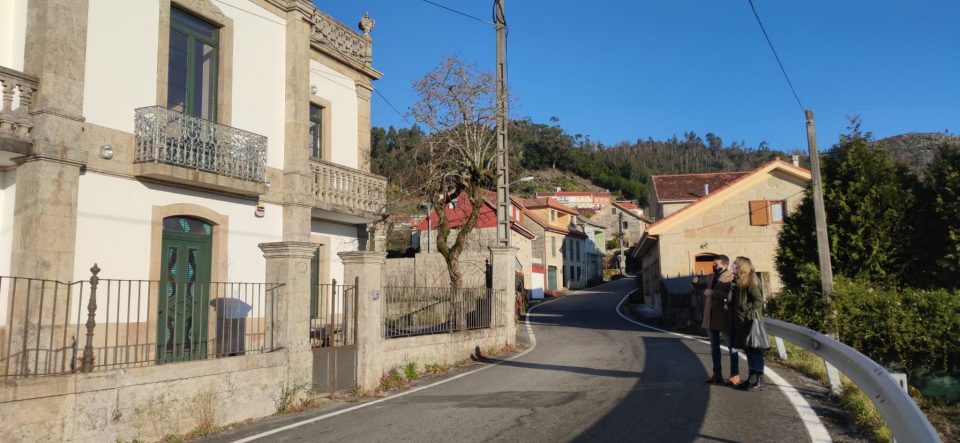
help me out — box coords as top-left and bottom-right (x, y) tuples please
(510, 176), (534, 185)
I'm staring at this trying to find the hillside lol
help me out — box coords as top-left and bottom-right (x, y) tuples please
(874, 132), (959, 176)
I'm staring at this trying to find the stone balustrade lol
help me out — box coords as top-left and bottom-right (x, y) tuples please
(310, 158), (386, 217)
(0, 66), (39, 140)
(310, 10), (372, 66)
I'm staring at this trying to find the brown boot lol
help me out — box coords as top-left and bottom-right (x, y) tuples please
(705, 373), (724, 384)
(726, 374), (741, 386)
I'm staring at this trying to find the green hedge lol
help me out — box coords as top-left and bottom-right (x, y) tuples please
(768, 277), (960, 383)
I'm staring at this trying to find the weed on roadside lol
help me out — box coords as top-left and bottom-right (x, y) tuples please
(274, 383), (312, 414)
(379, 368), (408, 392)
(404, 362), (419, 380)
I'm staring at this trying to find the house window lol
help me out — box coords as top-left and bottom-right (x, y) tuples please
(750, 200), (787, 226)
(168, 7), (219, 121)
(551, 236), (556, 258)
(575, 241), (581, 261)
(611, 208), (616, 214)
(770, 201), (786, 223)
(550, 210), (557, 222)
(309, 104), (324, 158)
(622, 221), (628, 230)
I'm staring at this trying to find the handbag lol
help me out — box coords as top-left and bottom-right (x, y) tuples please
(745, 308), (770, 350)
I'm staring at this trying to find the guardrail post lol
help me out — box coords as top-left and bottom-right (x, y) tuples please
(339, 251), (386, 391)
(825, 361), (843, 395)
(774, 336), (788, 360)
(79, 264), (100, 373)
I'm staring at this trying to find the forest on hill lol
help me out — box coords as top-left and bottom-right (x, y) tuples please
(371, 118), (804, 207)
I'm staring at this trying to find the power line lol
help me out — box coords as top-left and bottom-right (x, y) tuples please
(746, 0), (805, 113)
(374, 87), (408, 122)
(657, 188), (806, 238)
(420, 0), (494, 25)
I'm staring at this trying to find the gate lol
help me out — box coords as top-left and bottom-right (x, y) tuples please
(310, 277), (358, 393)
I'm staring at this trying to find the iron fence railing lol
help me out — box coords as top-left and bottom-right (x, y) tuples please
(382, 286), (502, 339)
(134, 105), (268, 183)
(0, 265), (282, 378)
(310, 279), (357, 348)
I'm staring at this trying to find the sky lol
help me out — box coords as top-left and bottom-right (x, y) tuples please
(318, 1), (960, 152)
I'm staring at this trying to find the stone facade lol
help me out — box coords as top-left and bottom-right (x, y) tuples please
(0, 1), (390, 441)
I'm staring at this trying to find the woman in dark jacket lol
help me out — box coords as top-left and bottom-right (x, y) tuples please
(730, 256), (765, 390)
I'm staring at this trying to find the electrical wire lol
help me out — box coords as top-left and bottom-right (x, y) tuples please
(420, 0), (495, 25)
(374, 87), (408, 121)
(746, 0), (805, 113)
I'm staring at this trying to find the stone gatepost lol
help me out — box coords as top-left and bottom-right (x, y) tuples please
(489, 246), (519, 346)
(338, 251), (385, 391)
(259, 241), (318, 387)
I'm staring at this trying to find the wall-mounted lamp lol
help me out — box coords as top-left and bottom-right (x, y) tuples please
(255, 204), (265, 218)
(310, 84), (318, 95)
(98, 144), (114, 160)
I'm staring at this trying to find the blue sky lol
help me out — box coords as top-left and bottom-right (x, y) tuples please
(318, 1), (959, 152)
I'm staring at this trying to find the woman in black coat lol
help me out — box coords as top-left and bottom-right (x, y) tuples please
(730, 256), (765, 390)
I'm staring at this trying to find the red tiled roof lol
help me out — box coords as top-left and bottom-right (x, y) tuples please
(536, 191), (613, 198)
(522, 197), (580, 215)
(652, 171), (749, 202)
(614, 201), (639, 211)
(415, 190), (533, 239)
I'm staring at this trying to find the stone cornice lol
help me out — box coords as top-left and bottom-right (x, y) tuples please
(259, 241), (319, 259)
(337, 251), (386, 265)
(29, 107), (86, 123)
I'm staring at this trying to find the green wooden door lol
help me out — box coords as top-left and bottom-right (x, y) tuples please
(157, 217), (212, 363)
(547, 266), (558, 291)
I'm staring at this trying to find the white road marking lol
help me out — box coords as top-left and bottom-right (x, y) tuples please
(230, 288), (573, 442)
(615, 290), (832, 443)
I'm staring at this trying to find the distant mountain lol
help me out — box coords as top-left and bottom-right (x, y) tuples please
(874, 133), (959, 175)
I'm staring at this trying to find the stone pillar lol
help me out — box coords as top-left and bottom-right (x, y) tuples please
(489, 246), (518, 346)
(338, 251), (385, 391)
(281, 5), (313, 242)
(260, 241), (318, 387)
(355, 80), (373, 172)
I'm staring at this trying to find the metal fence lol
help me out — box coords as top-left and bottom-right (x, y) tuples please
(0, 266), (282, 378)
(134, 105), (268, 183)
(310, 279), (357, 348)
(382, 286), (502, 339)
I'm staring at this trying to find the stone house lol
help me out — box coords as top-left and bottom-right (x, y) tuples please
(406, 190), (535, 290)
(632, 159), (812, 321)
(591, 200), (651, 264)
(521, 197), (588, 291)
(0, 1), (386, 440)
(577, 215), (606, 283)
(535, 190), (613, 211)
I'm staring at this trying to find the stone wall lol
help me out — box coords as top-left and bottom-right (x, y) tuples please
(0, 353), (287, 442)
(381, 326), (508, 374)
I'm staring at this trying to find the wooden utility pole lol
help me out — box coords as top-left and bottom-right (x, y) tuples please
(805, 109), (835, 319)
(806, 109), (842, 395)
(494, 0), (510, 247)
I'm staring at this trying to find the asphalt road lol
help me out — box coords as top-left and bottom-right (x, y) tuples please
(216, 279), (823, 442)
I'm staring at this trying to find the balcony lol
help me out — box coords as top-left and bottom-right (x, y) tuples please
(134, 106), (268, 197)
(310, 158), (386, 221)
(0, 66), (39, 161)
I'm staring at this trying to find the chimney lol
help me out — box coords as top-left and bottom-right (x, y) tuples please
(555, 187), (561, 192)
(792, 154), (800, 167)
(704, 184), (709, 196)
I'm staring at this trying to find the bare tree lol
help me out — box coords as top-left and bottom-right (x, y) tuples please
(407, 56), (499, 330)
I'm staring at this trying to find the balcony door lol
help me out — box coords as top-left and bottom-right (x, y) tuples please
(167, 7), (219, 121)
(157, 216), (213, 363)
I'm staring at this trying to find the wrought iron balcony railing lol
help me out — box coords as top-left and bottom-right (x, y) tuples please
(0, 66), (38, 141)
(310, 158), (386, 216)
(134, 106), (267, 183)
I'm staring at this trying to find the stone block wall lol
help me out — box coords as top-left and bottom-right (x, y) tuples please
(0, 352), (288, 442)
(380, 327), (508, 374)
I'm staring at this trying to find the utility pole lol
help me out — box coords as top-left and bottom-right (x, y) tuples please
(806, 109), (842, 394)
(494, 0), (510, 247)
(618, 211), (625, 274)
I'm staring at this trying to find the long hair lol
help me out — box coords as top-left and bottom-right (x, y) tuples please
(734, 256), (756, 288)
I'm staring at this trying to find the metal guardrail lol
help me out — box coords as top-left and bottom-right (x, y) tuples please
(764, 317), (942, 443)
(134, 105), (268, 183)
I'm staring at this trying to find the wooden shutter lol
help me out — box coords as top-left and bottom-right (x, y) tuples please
(749, 201), (770, 226)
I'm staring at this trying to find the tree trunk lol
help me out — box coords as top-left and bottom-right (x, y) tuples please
(447, 256), (467, 332)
